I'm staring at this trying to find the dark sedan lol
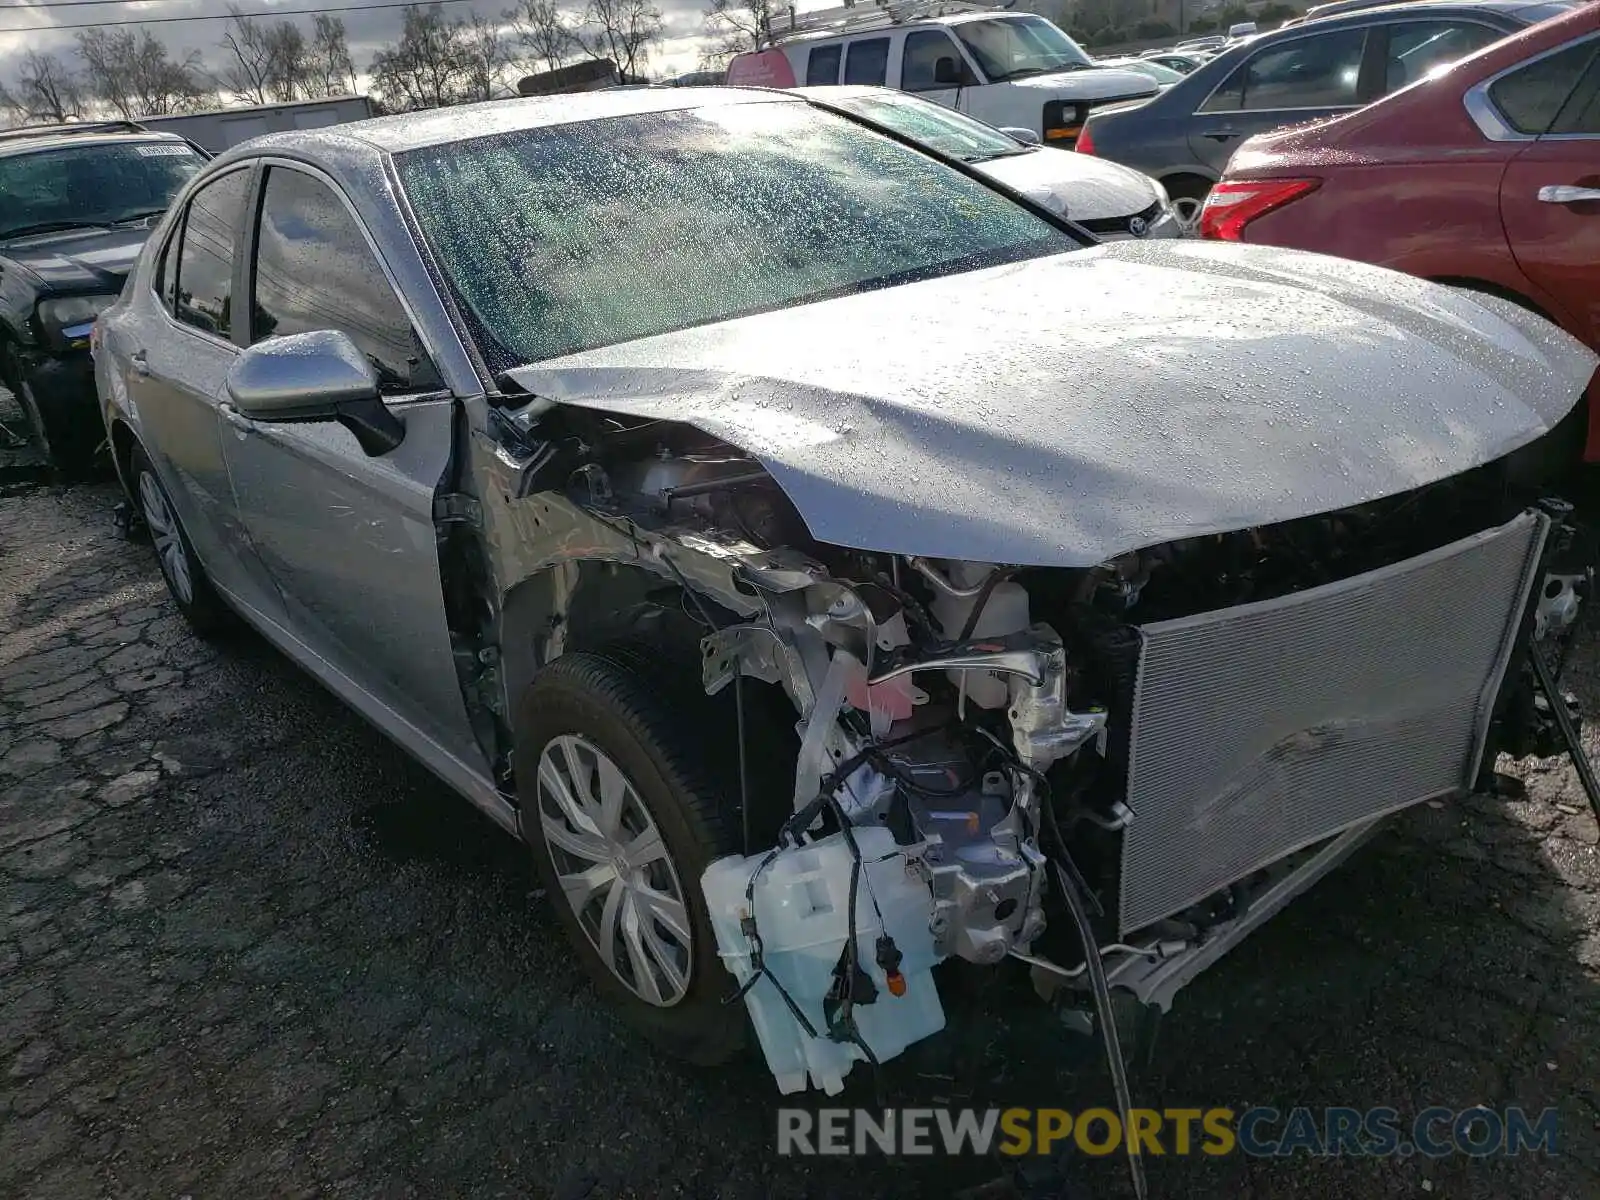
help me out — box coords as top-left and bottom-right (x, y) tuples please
(1076, 0), (1578, 224)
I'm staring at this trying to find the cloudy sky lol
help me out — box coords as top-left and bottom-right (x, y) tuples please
(0, 0), (725, 95)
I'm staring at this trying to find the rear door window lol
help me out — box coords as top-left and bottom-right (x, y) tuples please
(1201, 28), (1368, 112)
(173, 169), (251, 339)
(844, 37), (890, 85)
(1490, 39), (1599, 134)
(1551, 46), (1600, 134)
(806, 43), (842, 85)
(1382, 21), (1503, 92)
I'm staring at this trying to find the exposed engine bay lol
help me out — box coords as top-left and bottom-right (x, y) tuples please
(467, 401), (1592, 1100)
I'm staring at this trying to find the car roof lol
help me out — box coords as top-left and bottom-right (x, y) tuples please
(1297, 0), (1568, 21)
(761, 7), (1037, 48)
(0, 127), (191, 160)
(794, 84), (906, 101)
(227, 86), (800, 159)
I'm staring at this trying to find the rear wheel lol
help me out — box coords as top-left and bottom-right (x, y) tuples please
(514, 650), (748, 1066)
(128, 442), (233, 636)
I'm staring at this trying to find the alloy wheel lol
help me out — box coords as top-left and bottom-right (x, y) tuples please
(1171, 195), (1205, 234)
(138, 469), (194, 606)
(536, 734), (693, 1007)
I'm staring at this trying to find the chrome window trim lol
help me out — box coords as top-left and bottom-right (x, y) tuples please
(1195, 15), (1507, 116)
(154, 163), (254, 354)
(249, 155), (464, 386)
(1463, 30), (1600, 142)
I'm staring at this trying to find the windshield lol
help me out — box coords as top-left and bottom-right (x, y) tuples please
(0, 140), (203, 240)
(829, 92), (1027, 161)
(396, 102), (1072, 370)
(955, 16), (1095, 82)
(1513, 0), (1581, 21)
(1112, 60), (1184, 86)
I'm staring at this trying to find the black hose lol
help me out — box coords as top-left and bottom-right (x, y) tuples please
(957, 569), (1014, 642)
(1050, 856), (1149, 1200)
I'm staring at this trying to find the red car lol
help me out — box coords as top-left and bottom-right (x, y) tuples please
(1200, 3), (1600, 453)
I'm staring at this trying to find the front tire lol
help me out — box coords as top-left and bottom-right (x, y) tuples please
(513, 650), (747, 1066)
(128, 442), (232, 637)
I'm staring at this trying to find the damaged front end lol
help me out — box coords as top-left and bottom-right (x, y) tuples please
(460, 391), (1591, 1098)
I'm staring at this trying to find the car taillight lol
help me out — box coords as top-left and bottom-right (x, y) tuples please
(1198, 178), (1320, 241)
(1075, 124), (1096, 155)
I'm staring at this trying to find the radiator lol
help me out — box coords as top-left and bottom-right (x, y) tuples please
(1118, 509), (1548, 935)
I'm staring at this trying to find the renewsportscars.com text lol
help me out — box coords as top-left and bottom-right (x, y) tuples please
(776, 1106), (1561, 1158)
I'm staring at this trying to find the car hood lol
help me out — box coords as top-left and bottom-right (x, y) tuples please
(1006, 66), (1158, 100)
(507, 241), (1597, 569)
(0, 225), (150, 292)
(973, 148), (1160, 221)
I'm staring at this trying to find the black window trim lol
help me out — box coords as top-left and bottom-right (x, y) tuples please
(901, 28), (968, 92)
(806, 42), (843, 86)
(242, 156), (445, 397)
(161, 162), (257, 350)
(843, 35), (892, 87)
(1464, 30), (1600, 142)
(1193, 14), (1513, 116)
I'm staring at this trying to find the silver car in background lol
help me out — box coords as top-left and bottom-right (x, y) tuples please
(801, 84), (1181, 240)
(93, 88), (1595, 1109)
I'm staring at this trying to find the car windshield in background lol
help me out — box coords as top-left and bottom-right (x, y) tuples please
(396, 102), (1074, 370)
(0, 141), (203, 240)
(829, 93), (1028, 161)
(1513, 0), (1583, 22)
(955, 16), (1095, 81)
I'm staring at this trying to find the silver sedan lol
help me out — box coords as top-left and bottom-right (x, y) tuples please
(92, 86), (1595, 1104)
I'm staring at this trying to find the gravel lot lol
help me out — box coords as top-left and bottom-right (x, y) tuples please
(2, 395), (1598, 1200)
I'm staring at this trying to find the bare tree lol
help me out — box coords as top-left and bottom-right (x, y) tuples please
(78, 28), (209, 118)
(461, 13), (516, 100)
(218, 7), (277, 104)
(308, 15), (358, 97)
(702, 0), (771, 66)
(507, 0), (576, 73)
(578, 0), (663, 80)
(264, 22), (308, 102)
(9, 51), (84, 123)
(0, 78), (24, 127)
(369, 4), (474, 112)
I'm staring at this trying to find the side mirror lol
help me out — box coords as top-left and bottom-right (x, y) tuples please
(999, 126), (1041, 145)
(225, 329), (405, 457)
(933, 56), (965, 86)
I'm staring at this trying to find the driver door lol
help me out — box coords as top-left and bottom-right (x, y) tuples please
(897, 29), (969, 114)
(217, 161), (481, 769)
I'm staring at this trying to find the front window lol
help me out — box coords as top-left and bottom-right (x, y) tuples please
(0, 140), (204, 241)
(829, 93), (1029, 162)
(396, 101), (1073, 371)
(953, 16), (1094, 83)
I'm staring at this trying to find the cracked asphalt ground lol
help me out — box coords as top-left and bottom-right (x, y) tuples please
(2, 397), (1598, 1200)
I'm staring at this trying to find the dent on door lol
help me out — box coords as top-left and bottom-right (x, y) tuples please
(221, 398), (481, 764)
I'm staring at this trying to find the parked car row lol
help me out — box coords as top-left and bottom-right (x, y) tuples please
(1197, 0), (1600, 453)
(1076, 0), (1581, 224)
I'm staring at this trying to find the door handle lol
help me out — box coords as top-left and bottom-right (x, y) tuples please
(218, 402), (252, 432)
(129, 349), (149, 377)
(1538, 185), (1600, 204)
(1201, 128), (1240, 142)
